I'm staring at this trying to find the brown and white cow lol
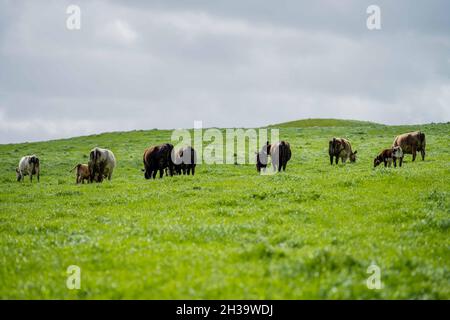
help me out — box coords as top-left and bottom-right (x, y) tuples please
(174, 146), (197, 176)
(143, 143), (175, 179)
(329, 138), (357, 165)
(374, 146), (404, 168)
(16, 155), (40, 182)
(88, 147), (116, 183)
(392, 131), (426, 161)
(70, 163), (90, 184)
(270, 141), (291, 172)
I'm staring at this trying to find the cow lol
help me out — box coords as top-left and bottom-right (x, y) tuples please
(143, 143), (175, 179)
(374, 146), (404, 168)
(270, 141), (291, 172)
(174, 146), (197, 176)
(393, 131), (426, 161)
(329, 138), (357, 165)
(70, 163), (90, 184)
(255, 141), (271, 173)
(88, 147), (116, 183)
(16, 155), (40, 182)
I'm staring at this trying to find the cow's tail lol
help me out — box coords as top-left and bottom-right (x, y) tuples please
(90, 148), (99, 163)
(329, 139), (334, 155)
(419, 131), (426, 148)
(279, 141), (287, 165)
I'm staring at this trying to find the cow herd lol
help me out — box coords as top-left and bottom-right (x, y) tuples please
(374, 131), (426, 168)
(14, 131), (426, 183)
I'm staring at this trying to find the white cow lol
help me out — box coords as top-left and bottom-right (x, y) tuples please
(88, 147), (116, 182)
(16, 155), (40, 182)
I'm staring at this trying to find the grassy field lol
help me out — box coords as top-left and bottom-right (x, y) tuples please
(0, 120), (449, 299)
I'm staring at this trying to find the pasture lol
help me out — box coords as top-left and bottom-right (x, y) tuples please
(0, 120), (449, 299)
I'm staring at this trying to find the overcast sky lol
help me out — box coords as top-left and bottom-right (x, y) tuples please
(0, 0), (449, 143)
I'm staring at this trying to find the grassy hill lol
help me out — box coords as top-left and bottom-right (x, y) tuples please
(270, 118), (382, 128)
(0, 121), (449, 299)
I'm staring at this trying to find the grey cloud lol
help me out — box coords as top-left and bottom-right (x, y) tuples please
(0, 0), (449, 143)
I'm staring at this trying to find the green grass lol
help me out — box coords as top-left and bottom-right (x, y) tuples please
(270, 118), (381, 128)
(0, 121), (449, 299)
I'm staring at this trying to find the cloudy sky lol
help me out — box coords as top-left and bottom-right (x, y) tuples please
(0, 0), (449, 143)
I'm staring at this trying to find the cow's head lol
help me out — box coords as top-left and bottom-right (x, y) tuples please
(256, 151), (268, 172)
(350, 150), (357, 163)
(15, 168), (21, 181)
(95, 173), (104, 183)
(142, 168), (151, 179)
(373, 156), (382, 167)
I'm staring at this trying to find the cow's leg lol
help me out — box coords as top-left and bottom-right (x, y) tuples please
(384, 159), (387, 167)
(330, 155), (333, 165)
(421, 149), (425, 161)
(30, 174), (33, 182)
(191, 166), (195, 176)
(412, 147), (417, 161)
(159, 168), (164, 178)
(393, 157), (397, 168)
(335, 156), (339, 165)
(399, 157), (403, 167)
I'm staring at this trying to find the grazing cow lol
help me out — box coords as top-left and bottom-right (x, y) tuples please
(16, 155), (40, 182)
(393, 131), (426, 161)
(88, 147), (116, 183)
(374, 146), (404, 168)
(70, 163), (90, 184)
(255, 141), (271, 173)
(174, 146), (197, 176)
(270, 141), (291, 172)
(329, 138), (357, 165)
(143, 143), (175, 179)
